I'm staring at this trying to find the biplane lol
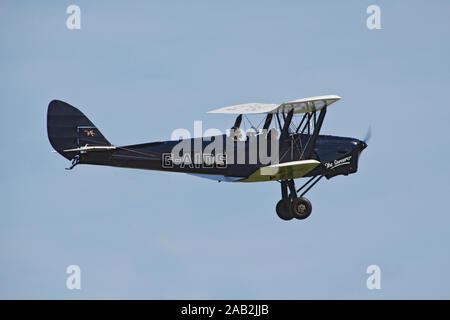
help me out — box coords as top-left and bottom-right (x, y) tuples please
(47, 95), (368, 221)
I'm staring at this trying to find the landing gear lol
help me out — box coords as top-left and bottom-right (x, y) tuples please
(291, 197), (312, 220)
(276, 200), (293, 220)
(275, 176), (322, 221)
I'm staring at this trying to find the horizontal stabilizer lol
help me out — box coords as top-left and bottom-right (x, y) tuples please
(63, 145), (116, 153)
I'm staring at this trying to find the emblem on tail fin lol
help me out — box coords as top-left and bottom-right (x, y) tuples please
(84, 129), (96, 137)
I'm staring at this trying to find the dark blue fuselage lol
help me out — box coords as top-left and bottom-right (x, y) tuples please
(79, 133), (367, 181)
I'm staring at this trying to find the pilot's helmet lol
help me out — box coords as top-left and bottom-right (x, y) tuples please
(229, 126), (242, 142)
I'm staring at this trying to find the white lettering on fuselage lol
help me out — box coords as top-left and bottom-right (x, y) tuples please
(162, 153), (227, 168)
(324, 155), (352, 169)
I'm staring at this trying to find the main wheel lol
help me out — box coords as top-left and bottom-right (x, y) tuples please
(290, 197), (312, 220)
(276, 200), (294, 220)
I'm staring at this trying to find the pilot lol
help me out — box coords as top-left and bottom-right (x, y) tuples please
(229, 126), (242, 142)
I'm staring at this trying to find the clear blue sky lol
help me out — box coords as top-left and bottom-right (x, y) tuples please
(1, 0), (449, 299)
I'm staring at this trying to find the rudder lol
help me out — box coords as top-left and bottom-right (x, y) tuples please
(47, 100), (111, 160)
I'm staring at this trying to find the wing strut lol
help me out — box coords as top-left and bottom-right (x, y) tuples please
(263, 113), (273, 130)
(233, 114), (242, 128)
(280, 109), (294, 139)
(296, 175), (324, 197)
(301, 107), (327, 159)
(275, 113), (282, 131)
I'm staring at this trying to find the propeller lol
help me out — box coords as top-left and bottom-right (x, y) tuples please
(363, 126), (372, 143)
(357, 126), (371, 153)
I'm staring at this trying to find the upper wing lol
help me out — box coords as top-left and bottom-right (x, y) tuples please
(277, 95), (341, 114)
(207, 95), (340, 115)
(239, 160), (320, 182)
(207, 103), (278, 114)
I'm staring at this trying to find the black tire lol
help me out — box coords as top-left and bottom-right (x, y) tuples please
(290, 197), (312, 220)
(276, 200), (294, 221)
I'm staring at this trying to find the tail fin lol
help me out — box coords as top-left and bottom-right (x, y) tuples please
(47, 100), (111, 160)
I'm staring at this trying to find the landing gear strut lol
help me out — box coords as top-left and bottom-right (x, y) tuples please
(275, 176), (323, 221)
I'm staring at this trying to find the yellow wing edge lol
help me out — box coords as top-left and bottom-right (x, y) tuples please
(238, 160), (321, 183)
